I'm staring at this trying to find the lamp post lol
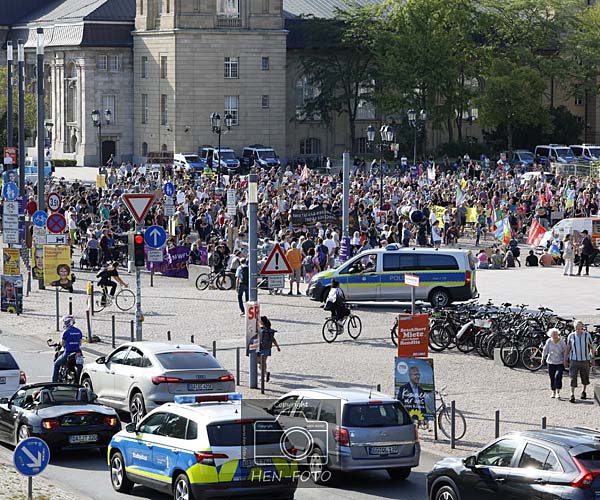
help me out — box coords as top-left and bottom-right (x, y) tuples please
(408, 109), (427, 166)
(248, 170), (258, 388)
(91, 108), (112, 167)
(44, 121), (53, 160)
(6, 41), (13, 148)
(367, 124), (396, 209)
(211, 112), (233, 190)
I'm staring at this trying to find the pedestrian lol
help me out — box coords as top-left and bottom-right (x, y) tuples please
(285, 242), (303, 295)
(235, 257), (249, 316)
(257, 316), (280, 383)
(431, 220), (442, 248)
(576, 229), (594, 276)
(542, 328), (567, 399)
(564, 320), (596, 403)
(302, 247), (318, 282)
(563, 234), (575, 276)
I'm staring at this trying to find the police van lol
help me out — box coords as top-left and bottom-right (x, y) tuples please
(307, 245), (477, 307)
(108, 393), (298, 500)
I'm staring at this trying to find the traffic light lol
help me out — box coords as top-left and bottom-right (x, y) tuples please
(134, 231), (145, 267)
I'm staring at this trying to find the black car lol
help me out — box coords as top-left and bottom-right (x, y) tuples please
(427, 428), (600, 500)
(0, 383), (120, 453)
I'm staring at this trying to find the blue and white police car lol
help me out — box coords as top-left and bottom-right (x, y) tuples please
(107, 393), (298, 500)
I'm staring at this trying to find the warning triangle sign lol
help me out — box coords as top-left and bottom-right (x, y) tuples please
(121, 193), (156, 224)
(260, 243), (293, 275)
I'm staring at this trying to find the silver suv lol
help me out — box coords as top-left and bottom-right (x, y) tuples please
(268, 387), (420, 482)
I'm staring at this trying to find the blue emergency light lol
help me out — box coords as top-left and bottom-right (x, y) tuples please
(175, 392), (242, 404)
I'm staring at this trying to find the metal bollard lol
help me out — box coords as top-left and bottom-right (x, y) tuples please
(376, 384), (381, 392)
(542, 416), (547, 429)
(55, 287), (60, 332)
(27, 271), (31, 296)
(495, 410), (500, 438)
(236, 347), (240, 386)
(167, 330), (171, 341)
(150, 265), (154, 287)
(451, 400), (456, 449)
(191, 335), (194, 344)
(68, 297), (73, 315)
(90, 284), (94, 316)
(86, 309), (93, 342)
(212, 340), (217, 358)
(111, 315), (116, 348)
(130, 320), (134, 342)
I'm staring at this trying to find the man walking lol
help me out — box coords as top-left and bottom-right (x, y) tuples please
(576, 230), (594, 276)
(564, 320), (595, 403)
(286, 242), (303, 295)
(235, 258), (249, 316)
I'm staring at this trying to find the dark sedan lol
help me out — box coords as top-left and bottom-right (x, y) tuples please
(0, 383), (120, 453)
(427, 429), (600, 500)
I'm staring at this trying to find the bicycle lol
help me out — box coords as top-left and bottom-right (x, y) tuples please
(322, 309), (362, 343)
(195, 269), (234, 291)
(94, 284), (136, 312)
(414, 386), (467, 441)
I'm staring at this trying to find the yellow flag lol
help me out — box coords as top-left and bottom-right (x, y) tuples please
(460, 177), (467, 190)
(96, 174), (106, 188)
(466, 207), (478, 223)
(434, 206), (446, 222)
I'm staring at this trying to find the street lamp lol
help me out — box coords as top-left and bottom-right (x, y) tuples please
(211, 112), (233, 190)
(44, 121), (53, 159)
(408, 109), (427, 166)
(91, 108), (112, 167)
(367, 124), (395, 209)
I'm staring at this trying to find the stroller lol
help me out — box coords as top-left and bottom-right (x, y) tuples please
(79, 247), (99, 270)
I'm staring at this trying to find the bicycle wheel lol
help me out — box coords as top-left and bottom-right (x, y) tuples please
(93, 291), (107, 312)
(195, 273), (210, 291)
(437, 407), (467, 441)
(456, 332), (476, 353)
(520, 345), (544, 371)
(322, 319), (339, 343)
(429, 326), (451, 352)
(216, 273), (234, 291)
(347, 315), (362, 339)
(116, 289), (136, 311)
(391, 323), (398, 346)
(499, 340), (520, 368)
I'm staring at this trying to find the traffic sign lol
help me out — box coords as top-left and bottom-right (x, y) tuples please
(122, 193), (155, 224)
(260, 244), (293, 275)
(147, 249), (164, 262)
(46, 192), (62, 213)
(13, 437), (50, 476)
(46, 234), (69, 245)
(268, 275), (285, 289)
(164, 196), (175, 217)
(404, 274), (420, 287)
(32, 210), (48, 227)
(144, 225), (167, 249)
(2, 182), (18, 201)
(3, 201), (19, 216)
(227, 189), (236, 216)
(46, 213), (66, 234)
(163, 182), (175, 197)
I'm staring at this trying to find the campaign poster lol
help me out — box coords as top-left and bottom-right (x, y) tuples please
(32, 246), (44, 279)
(2, 248), (20, 275)
(1, 274), (23, 313)
(147, 245), (190, 278)
(395, 358), (435, 424)
(396, 314), (429, 358)
(43, 245), (72, 288)
(2, 169), (19, 187)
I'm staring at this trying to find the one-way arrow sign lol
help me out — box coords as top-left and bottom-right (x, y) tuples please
(121, 193), (156, 224)
(13, 437), (50, 477)
(144, 225), (167, 249)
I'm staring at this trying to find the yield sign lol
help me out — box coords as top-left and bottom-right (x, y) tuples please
(121, 193), (155, 224)
(260, 243), (293, 275)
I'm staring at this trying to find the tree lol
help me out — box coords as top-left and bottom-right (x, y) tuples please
(0, 66), (38, 151)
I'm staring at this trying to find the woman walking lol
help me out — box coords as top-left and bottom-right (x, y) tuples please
(563, 234), (575, 276)
(542, 328), (567, 399)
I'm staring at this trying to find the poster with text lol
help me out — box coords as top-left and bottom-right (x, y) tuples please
(396, 314), (429, 358)
(43, 245), (72, 288)
(1, 274), (23, 313)
(32, 246), (44, 279)
(395, 357), (435, 424)
(2, 248), (20, 275)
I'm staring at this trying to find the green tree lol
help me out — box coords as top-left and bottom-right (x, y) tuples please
(0, 66), (38, 151)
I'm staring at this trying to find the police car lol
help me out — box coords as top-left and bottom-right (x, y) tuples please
(108, 393), (298, 500)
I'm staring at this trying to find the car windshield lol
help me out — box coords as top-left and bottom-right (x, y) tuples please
(555, 148), (573, 157)
(588, 148), (600, 158)
(576, 450), (600, 470)
(518, 152), (534, 160)
(155, 351), (222, 370)
(184, 155), (201, 163)
(0, 352), (18, 370)
(343, 402), (411, 427)
(258, 150), (276, 160)
(12, 385), (86, 407)
(207, 420), (283, 446)
(219, 151), (236, 160)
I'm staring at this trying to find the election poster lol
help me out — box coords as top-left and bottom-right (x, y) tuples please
(31, 246), (44, 280)
(43, 245), (72, 288)
(396, 314), (429, 358)
(2, 248), (20, 275)
(395, 357), (435, 424)
(1, 274), (23, 313)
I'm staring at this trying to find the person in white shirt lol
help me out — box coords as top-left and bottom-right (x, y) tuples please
(542, 328), (567, 399)
(323, 232), (336, 256)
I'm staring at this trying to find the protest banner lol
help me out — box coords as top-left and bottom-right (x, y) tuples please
(291, 207), (340, 227)
(147, 246), (190, 278)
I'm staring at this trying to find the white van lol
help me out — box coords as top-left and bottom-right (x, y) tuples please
(540, 217), (600, 249)
(21, 158), (53, 184)
(0, 346), (26, 399)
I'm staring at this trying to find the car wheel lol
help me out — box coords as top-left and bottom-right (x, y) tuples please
(174, 473), (197, 500)
(387, 467), (411, 481)
(110, 451), (134, 493)
(429, 288), (451, 308)
(129, 392), (146, 425)
(17, 425), (30, 443)
(308, 448), (330, 485)
(434, 484), (459, 500)
(81, 376), (93, 392)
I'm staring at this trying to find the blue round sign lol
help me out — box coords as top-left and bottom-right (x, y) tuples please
(2, 182), (19, 201)
(163, 182), (175, 197)
(144, 225), (167, 249)
(14, 437), (50, 476)
(32, 210), (48, 227)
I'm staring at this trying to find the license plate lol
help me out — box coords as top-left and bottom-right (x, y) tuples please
(0, 377), (5, 384)
(241, 458), (272, 468)
(68, 434), (97, 444)
(187, 383), (213, 391)
(76, 357), (84, 365)
(369, 446), (399, 455)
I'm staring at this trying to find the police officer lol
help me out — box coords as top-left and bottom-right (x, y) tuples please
(52, 315), (83, 382)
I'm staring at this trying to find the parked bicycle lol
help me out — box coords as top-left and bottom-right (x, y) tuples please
(195, 269), (234, 291)
(413, 386), (466, 441)
(322, 308), (362, 343)
(94, 284), (136, 312)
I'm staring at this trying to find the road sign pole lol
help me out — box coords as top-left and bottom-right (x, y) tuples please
(248, 173), (258, 389)
(36, 28), (45, 207)
(135, 222), (143, 342)
(28, 477), (32, 500)
(411, 286), (415, 315)
(17, 40), (25, 197)
(7, 41), (13, 148)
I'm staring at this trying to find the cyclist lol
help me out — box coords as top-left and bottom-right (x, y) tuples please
(52, 315), (83, 383)
(97, 262), (127, 304)
(325, 279), (349, 326)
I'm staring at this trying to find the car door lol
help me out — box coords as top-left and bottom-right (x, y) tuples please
(112, 347), (145, 402)
(270, 395), (301, 431)
(339, 253), (380, 301)
(150, 412), (190, 480)
(95, 347), (130, 402)
(0, 396), (18, 443)
(502, 442), (556, 500)
(126, 412), (168, 483)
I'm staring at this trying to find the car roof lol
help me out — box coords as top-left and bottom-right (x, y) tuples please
(286, 387), (397, 403)
(18, 382), (83, 391)
(358, 245), (471, 257)
(0, 344), (13, 352)
(160, 400), (272, 422)
(120, 342), (209, 355)
(508, 428), (600, 452)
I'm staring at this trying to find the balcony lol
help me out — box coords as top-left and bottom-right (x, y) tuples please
(216, 15), (242, 28)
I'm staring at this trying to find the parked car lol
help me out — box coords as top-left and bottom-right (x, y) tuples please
(535, 144), (577, 165)
(79, 342), (235, 424)
(0, 345), (26, 399)
(198, 146), (241, 172)
(427, 428), (600, 500)
(173, 153), (204, 172)
(510, 150), (535, 169)
(241, 144), (281, 170)
(268, 387), (420, 482)
(570, 144), (600, 163)
(0, 383), (120, 453)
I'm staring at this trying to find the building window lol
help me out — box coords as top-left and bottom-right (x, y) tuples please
(300, 138), (321, 155)
(161, 144), (168, 152)
(225, 95), (239, 125)
(224, 57), (239, 79)
(356, 82), (376, 120)
(261, 95), (269, 109)
(102, 95), (116, 123)
(575, 96), (584, 106)
(161, 94), (168, 125)
(353, 137), (368, 154)
(97, 55), (107, 70)
(576, 116), (584, 124)
(160, 56), (168, 79)
(141, 56), (148, 78)
(166, 0), (171, 13)
(142, 142), (148, 156)
(217, 0), (239, 17)
(261, 57), (269, 71)
(295, 75), (320, 120)
(142, 94), (148, 124)
(109, 55), (120, 72)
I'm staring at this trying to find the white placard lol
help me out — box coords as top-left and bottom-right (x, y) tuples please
(268, 275), (285, 289)
(404, 274), (420, 287)
(3, 201), (19, 216)
(147, 249), (164, 262)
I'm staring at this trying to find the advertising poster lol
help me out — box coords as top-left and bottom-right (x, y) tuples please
(146, 245), (190, 278)
(1, 274), (23, 313)
(31, 247), (44, 279)
(396, 314), (429, 358)
(2, 248), (20, 275)
(43, 245), (72, 288)
(2, 169), (19, 187)
(395, 357), (435, 424)
(96, 174), (106, 189)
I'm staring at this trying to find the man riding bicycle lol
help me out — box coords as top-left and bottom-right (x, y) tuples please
(97, 262), (127, 304)
(325, 279), (350, 325)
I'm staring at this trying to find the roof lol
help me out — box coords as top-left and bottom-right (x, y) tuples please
(12, 0), (135, 26)
(0, 0), (48, 25)
(283, 0), (384, 19)
(289, 387), (395, 402)
(165, 400), (273, 422)
(510, 428), (600, 451)
(125, 342), (209, 354)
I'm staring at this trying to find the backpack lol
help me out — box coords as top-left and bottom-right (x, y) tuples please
(302, 255), (315, 273)
(240, 265), (249, 285)
(317, 245), (328, 268)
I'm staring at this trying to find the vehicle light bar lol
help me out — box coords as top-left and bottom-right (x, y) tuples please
(175, 392), (242, 404)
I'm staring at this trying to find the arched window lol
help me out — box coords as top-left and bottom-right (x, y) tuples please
(66, 63), (78, 124)
(161, 144), (168, 152)
(300, 138), (321, 156)
(295, 75), (320, 120)
(142, 142), (148, 156)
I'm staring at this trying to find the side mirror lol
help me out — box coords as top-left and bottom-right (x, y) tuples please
(125, 422), (137, 433)
(463, 455), (477, 469)
(0, 398), (9, 405)
(96, 356), (106, 364)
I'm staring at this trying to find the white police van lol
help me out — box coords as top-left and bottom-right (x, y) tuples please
(108, 393), (298, 500)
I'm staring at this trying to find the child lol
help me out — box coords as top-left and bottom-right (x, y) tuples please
(475, 223), (481, 247)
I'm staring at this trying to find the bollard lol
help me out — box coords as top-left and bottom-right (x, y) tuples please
(376, 383), (381, 392)
(495, 410), (500, 438)
(191, 335), (195, 344)
(68, 297), (73, 315)
(27, 271), (31, 296)
(90, 284), (94, 316)
(236, 347), (240, 386)
(451, 400), (456, 449)
(150, 265), (154, 287)
(130, 320), (134, 342)
(167, 330), (171, 341)
(542, 416), (547, 429)
(212, 340), (217, 358)
(260, 356), (265, 395)
(111, 315), (116, 348)
(55, 287), (60, 332)
(86, 309), (93, 342)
